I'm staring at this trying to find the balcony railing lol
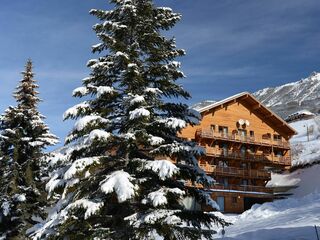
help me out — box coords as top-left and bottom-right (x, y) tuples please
(205, 147), (291, 166)
(197, 129), (290, 149)
(211, 184), (273, 194)
(199, 163), (271, 179)
(185, 181), (273, 194)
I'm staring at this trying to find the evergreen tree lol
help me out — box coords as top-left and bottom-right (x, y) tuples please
(0, 60), (58, 239)
(33, 1), (229, 239)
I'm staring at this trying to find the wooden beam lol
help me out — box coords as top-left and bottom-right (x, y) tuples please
(243, 94), (250, 99)
(252, 104), (261, 110)
(265, 113), (274, 118)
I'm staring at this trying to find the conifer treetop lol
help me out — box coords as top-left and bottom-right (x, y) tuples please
(14, 59), (41, 110)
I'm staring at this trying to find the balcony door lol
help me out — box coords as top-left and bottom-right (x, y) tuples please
(241, 146), (246, 159)
(217, 196), (225, 212)
(238, 129), (247, 141)
(223, 143), (228, 156)
(219, 126), (228, 137)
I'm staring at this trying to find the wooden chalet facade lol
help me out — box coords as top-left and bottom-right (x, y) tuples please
(179, 92), (297, 213)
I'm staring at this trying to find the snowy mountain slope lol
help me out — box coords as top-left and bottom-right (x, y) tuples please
(192, 72), (320, 118)
(289, 116), (320, 167)
(253, 72), (320, 118)
(191, 100), (217, 111)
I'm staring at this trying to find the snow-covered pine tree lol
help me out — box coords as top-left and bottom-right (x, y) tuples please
(0, 59), (58, 239)
(32, 1), (229, 239)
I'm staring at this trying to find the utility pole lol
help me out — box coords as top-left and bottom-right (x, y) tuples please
(304, 124), (310, 142)
(315, 225), (319, 240)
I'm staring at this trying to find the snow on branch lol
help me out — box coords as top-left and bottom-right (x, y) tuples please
(1, 201), (10, 216)
(201, 192), (220, 210)
(159, 117), (186, 129)
(64, 157), (100, 180)
(129, 94), (145, 105)
(70, 199), (104, 220)
(85, 129), (111, 144)
(144, 160), (179, 180)
(100, 170), (137, 202)
(74, 115), (109, 131)
(151, 142), (205, 156)
(148, 135), (165, 146)
(126, 209), (181, 228)
(142, 187), (185, 207)
(63, 102), (90, 120)
(96, 86), (115, 98)
(72, 87), (89, 97)
(129, 108), (150, 120)
(144, 87), (163, 95)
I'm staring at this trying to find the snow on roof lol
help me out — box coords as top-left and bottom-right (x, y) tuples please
(286, 110), (316, 119)
(196, 92), (249, 113)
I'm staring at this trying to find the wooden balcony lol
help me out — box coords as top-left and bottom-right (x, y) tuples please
(205, 147), (291, 166)
(197, 129), (290, 149)
(199, 163), (271, 180)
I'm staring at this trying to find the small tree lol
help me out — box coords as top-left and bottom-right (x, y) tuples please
(0, 60), (58, 239)
(33, 1), (229, 239)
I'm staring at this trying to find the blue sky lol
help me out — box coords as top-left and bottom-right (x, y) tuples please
(0, 0), (319, 148)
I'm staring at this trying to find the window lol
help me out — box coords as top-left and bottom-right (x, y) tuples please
(250, 131), (254, 137)
(218, 160), (228, 168)
(274, 134), (282, 141)
(238, 129), (247, 136)
(242, 179), (248, 186)
(262, 133), (271, 139)
(274, 150), (283, 157)
(241, 163), (247, 169)
(232, 197), (237, 204)
(210, 124), (215, 132)
(218, 126), (228, 136)
(223, 178), (229, 187)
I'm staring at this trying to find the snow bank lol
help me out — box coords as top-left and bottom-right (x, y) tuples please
(216, 193), (320, 239)
(266, 172), (300, 188)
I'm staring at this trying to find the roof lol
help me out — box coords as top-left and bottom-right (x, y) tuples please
(286, 110), (316, 119)
(195, 92), (297, 137)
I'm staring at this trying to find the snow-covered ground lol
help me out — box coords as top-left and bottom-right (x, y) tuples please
(213, 116), (320, 240)
(215, 192), (320, 240)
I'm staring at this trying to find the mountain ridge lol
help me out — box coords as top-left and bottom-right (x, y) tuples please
(192, 71), (320, 118)
(253, 72), (320, 117)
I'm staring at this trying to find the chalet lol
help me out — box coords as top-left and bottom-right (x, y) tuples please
(284, 110), (316, 123)
(179, 92), (297, 213)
